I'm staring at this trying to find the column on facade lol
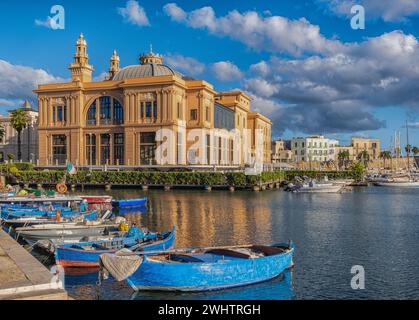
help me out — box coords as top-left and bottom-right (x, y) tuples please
(129, 94), (135, 124)
(124, 94), (130, 124)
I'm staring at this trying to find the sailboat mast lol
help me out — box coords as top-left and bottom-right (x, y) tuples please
(406, 120), (410, 174)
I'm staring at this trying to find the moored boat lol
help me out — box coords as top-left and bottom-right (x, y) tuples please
(55, 227), (175, 267)
(99, 242), (294, 292)
(112, 198), (147, 208)
(14, 221), (119, 242)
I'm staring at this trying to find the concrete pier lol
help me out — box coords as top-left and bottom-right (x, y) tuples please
(0, 230), (69, 300)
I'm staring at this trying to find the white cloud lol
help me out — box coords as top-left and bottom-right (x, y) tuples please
(212, 61), (243, 82)
(118, 0), (150, 26)
(163, 3), (187, 22)
(320, 0), (419, 22)
(165, 53), (205, 76)
(163, 4), (345, 56)
(34, 17), (53, 29)
(0, 60), (65, 109)
(244, 31), (419, 134)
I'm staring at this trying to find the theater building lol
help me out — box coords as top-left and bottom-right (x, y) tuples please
(34, 34), (272, 167)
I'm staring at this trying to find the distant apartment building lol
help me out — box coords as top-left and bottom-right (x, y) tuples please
(291, 136), (339, 162)
(334, 146), (356, 162)
(271, 140), (293, 163)
(0, 101), (38, 163)
(351, 137), (380, 160)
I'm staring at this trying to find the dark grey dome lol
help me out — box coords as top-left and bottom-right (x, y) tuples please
(112, 64), (180, 80)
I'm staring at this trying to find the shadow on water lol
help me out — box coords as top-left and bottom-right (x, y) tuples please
(64, 268), (295, 300)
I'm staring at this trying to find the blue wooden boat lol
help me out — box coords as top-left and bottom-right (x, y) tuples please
(0, 210), (98, 220)
(100, 242), (294, 292)
(112, 198), (147, 208)
(55, 227), (175, 267)
(115, 206), (148, 215)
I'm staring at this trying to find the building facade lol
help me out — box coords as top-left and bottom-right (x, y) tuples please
(334, 146), (356, 162)
(271, 140), (293, 163)
(35, 34), (272, 167)
(0, 101), (38, 163)
(351, 137), (380, 160)
(291, 136), (339, 163)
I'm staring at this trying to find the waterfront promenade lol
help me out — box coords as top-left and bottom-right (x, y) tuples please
(0, 229), (68, 300)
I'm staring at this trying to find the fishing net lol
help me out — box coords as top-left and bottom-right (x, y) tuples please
(99, 249), (143, 281)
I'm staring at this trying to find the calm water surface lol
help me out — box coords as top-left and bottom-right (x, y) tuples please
(64, 187), (419, 300)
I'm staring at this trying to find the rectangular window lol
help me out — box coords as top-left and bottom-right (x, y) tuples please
(85, 134), (96, 165)
(100, 134), (111, 165)
(100, 97), (112, 125)
(190, 109), (198, 121)
(57, 106), (63, 122)
(145, 102), (152, 118)
(140, 132), (157, 165)
(114, 133), (124, 165)
(113, 100), (123, 125)
(52, 135), (66, 165)
(153, 101), (157, 120)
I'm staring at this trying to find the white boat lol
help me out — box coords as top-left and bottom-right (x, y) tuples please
(374, 180), (419, 187)
(295, 180), (344, 193)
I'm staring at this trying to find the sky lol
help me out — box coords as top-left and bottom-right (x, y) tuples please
(1, 0), (419, 148)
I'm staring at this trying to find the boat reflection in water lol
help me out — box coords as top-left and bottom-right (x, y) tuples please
(64, 267), (294, 300)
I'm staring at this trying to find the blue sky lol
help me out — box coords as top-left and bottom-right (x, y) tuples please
(1, 0), (419, 148)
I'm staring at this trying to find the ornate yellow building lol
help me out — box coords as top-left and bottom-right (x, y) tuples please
(35, 34), (272, 167)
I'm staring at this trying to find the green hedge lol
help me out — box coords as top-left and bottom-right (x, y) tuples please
(9, 170), (285, 187)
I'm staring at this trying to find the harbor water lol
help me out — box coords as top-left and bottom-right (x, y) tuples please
(63, 187), (419, 300)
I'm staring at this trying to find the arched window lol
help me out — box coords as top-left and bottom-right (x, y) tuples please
(87, 101), (97, 125)
(86, 96), (124, 126)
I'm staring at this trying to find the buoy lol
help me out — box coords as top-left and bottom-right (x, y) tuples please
(56, 183), (67, 194)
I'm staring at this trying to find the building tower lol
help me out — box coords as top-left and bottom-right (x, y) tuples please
(69, 33), (94, 82)
(139, 45), (163, 65)
(108, 50), (120, 79)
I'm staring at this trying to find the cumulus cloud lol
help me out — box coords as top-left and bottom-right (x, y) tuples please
(0, 60), (65, 109)
(163, 3), (187, 22)
(118, 0), (150, 26)
(319, 0), (419, 22)
(165, 53), (205, 76)
(212, 61), (243, 82)
(244, 31), (419, 134)
(163, 4), (344, 56)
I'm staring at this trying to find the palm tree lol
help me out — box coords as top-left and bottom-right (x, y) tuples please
(357, 150), (370, 168)
(10, 109), (29, 161)
(379, 151), (392, 169)
(412, 146), (419, 156)
(338, 150), (350, 170)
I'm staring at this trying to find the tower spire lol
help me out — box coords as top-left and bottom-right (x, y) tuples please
(108, 50), (120, 80)
(69, 33), (94, 82)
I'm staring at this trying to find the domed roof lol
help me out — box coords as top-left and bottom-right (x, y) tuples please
(112, 63), (179, 81)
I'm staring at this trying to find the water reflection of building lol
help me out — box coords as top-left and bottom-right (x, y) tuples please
(35, 34), (272, 167)
(124, 191), (273, 248)
(0, 101), (38, 162)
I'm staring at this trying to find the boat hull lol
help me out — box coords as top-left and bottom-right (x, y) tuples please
(125, 246), (294, 292)
(56, 230), (175, 267)
(15, 224), (118, 241)
(374, 181), (419, 187)
(296, 185), (343, 193)
(112, 198), (147, 208)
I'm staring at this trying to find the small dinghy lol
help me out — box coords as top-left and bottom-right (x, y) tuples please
(99, 242), (294, 292)
(54, 227), (175, 267)
(14, 219), (118, 242)
(112, 198), (147, 209)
